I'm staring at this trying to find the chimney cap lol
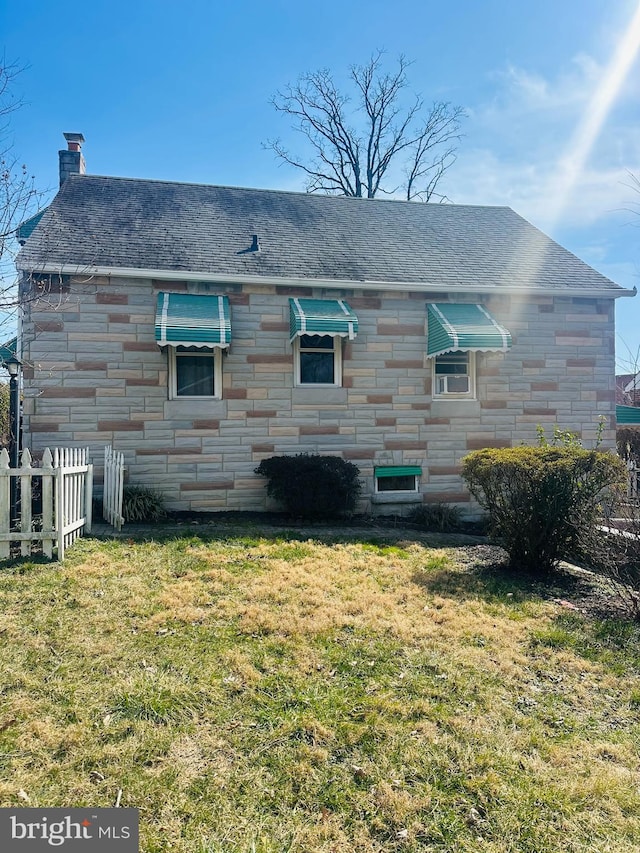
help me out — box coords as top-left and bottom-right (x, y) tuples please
(63, 132), (85, 151)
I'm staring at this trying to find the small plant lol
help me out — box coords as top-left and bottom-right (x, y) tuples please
(407, 502), (462, 532)
(254, 454), (361, 518)
(536, 417), (607, 450)
(122, 486), (167, 523)
(536, 423), (582, 448)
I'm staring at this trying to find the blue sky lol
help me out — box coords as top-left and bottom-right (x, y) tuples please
(3, 0), (640, 370)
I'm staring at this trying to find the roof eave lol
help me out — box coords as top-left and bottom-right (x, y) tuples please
(17, 262), (637, 299)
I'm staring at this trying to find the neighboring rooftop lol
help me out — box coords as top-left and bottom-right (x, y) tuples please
(17, 173), (631, 295)
(616, 372), (640, 406)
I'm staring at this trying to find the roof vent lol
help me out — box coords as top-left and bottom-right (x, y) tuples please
(237, 234), (261, 254)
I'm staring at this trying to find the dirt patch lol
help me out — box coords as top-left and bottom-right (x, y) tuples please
(452, 544), (636, 622)
(165, 509), (487, 535)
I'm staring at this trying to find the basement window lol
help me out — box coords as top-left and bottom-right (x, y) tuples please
(375, 466), (422, 493)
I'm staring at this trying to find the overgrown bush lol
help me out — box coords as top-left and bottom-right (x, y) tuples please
(578, 494), (640, 620)
(122, 486), (167, 523)
(407, 502), (462, 532)
(617, 426), (640, 464)
(588, 515), (640, 620)
(254, 454), (361, 518)
(462, 445), (626, 574)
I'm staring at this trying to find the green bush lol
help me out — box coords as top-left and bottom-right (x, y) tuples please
(407, 502), (462, 532)
(461, 446), (625, 573)
(122, 486), (167, 523)
(254, 454), (361, 518)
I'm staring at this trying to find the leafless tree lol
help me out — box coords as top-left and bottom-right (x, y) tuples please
(0, 60), (40, 333)
(267, 52), (465, 202)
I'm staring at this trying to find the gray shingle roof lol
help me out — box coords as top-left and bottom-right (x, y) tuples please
(17, 174), (626, 294)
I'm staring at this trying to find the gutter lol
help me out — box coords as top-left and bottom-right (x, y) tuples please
(17, 263), (638, 299)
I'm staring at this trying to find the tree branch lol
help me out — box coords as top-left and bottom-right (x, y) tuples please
(267, 53), (465, 202)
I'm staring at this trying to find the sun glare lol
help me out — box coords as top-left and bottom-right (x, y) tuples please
(547, 1), (640, 228)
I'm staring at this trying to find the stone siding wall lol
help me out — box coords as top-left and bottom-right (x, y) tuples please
(21, 276), (616, 513)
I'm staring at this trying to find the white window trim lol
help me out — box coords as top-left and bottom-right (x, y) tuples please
(432, 351), (476, 400)
(168, 346), (223, 401)
(293, 334), (343, 388)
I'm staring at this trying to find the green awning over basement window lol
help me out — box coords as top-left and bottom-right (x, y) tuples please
(0, 337), (17, 364)
(289, 298), (358, 341)
(617, 405), (640, 424)
(427, 303), (512, 357)
(155, 293), (231, 348)
(375, 466), (422, 478)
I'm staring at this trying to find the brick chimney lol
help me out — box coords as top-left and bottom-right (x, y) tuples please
(59, 132), (86, 186)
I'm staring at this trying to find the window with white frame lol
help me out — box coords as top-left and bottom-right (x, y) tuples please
(294, 334), (342, 386)
(375, 466), (422, 493)
(433, 351), (476, 398)
(169, 346), (222, 399)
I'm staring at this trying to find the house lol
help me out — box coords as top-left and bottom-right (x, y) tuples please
(616, 372), (640, 407)
(15, 134), (636, 514)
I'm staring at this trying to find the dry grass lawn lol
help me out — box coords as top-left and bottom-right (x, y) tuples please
(0, 528), (639, 852)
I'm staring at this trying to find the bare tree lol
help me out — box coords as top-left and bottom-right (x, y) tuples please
(267, 52), (465, 202)
(0, 60), (40, 332)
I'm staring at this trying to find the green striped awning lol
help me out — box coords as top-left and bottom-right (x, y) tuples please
(155, 293), (231, 348)
(427, 303), (512, 357)
(617, 405), (640, 424)
(375, 466), (422, 478)
(16, 209), (47, 243)
(289, 298), (358, 341)
(0, 337), (17, 364)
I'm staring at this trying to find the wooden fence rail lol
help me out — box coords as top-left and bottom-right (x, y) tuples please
(103, 445), (125, 531)
(0, 447), (93, 560)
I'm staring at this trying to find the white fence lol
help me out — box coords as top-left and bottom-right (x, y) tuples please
(0, 447), (93, 560)
(103, 446), (125, 531)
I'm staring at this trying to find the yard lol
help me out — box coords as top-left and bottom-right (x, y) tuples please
(0, 526), (639, 852)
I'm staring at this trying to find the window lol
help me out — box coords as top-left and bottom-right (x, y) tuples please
(169, 346), (222, 399)
(294, 334), (342, 386)
(433, 351), (476, 398)
(375, 466), (422, 494)
(376, 474), (419, 492)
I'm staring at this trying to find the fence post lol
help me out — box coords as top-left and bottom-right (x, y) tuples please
(85, 452), (93, 534)
(41, 448), (54, 559)
(55, 464), (65, 562)
(19, 449), (33, 557)
(103, 446), (111, 524)
(0, 449), (9, 560)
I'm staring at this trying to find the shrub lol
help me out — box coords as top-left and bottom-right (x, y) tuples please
(585, 503), (640, 620)
(407, 502), (462, 532)
(617, 427), (640, 464)
(461, 445), (626, 574)
(122, 486), (167, 523)
(254, 454), (361, 518)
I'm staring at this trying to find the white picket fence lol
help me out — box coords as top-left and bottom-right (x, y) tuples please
(0, 447), (93, 560)
(103, 445), (125, 531)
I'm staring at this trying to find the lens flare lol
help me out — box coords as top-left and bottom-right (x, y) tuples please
(547, 1), (640, 228)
